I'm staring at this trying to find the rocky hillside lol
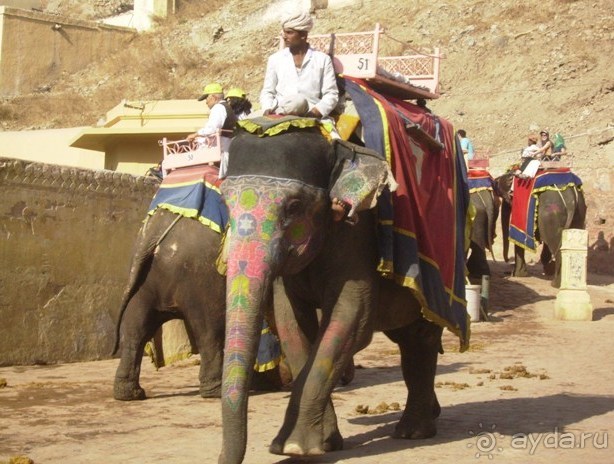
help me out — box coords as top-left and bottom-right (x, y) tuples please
(2, 0), (612, 271)
(3, 0), (611, 152)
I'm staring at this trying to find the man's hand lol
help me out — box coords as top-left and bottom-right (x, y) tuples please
(307, 107), (322, 118)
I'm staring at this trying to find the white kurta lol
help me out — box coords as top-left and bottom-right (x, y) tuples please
(195, 101), (232, 178)
(260, 47), (339, 117)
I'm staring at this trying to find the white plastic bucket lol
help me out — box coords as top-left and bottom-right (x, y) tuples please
(465, 284), (482, 322)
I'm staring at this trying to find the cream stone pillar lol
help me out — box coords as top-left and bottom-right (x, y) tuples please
(133, 0), (175, 31)
(159, 320), (194, 365)
(554, 229), (593, 321)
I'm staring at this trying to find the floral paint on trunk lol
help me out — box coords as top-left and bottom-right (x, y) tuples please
(221, 176), (329, 410)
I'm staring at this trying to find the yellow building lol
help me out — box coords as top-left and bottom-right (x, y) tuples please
(70, 99), (209, 175)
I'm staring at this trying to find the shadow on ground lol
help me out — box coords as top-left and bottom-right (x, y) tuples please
(272, 393), (614, 463)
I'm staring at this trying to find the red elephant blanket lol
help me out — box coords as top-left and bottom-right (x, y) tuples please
(510, 168), (583, 251)
(344, 77), (471, 351)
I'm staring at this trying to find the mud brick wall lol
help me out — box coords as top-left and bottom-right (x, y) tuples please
(0, 157), (158, 366)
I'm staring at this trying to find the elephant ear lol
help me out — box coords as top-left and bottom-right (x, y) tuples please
(329, 139), (397, 223)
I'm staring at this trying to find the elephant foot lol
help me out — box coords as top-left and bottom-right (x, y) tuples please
(199, 383), (221, 398)
(113, 381), (146, 401)
(542, 261), (555, 276)
(269, 438), (324, 457)
(392, 414), (437, 440)
(323, 429), (344, 452)
(269, 427), (343, 457)
(339, 358), (355, 386)
(432, 394), (441, 419)
(512, 269), (529, 277)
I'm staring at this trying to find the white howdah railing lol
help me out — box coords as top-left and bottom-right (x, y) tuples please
(159, 132), (222, 176)
(281, 24), (441, 94)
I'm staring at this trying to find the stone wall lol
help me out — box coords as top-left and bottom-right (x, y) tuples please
(0, 157), (158, 366)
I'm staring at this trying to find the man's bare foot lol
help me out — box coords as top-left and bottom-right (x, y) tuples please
(331, 198), (351, 222)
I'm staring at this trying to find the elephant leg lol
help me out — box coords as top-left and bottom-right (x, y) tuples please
(501, 201), (511, 263)
(384, 318), (443, 440)
(467, 242), (490, 278)
(270, 278), (344, 456)
(340, 356), (355, 386)
(184, 309), (224, 398)
(512, 245), (529, 277)
(540, 244), (555, 276)
(114, 291), (162, 401)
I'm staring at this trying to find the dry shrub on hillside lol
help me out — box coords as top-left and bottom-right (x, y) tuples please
(0, 103), (17, 122)
(176, 0), (227, 18)
(499, 4), (554, 23)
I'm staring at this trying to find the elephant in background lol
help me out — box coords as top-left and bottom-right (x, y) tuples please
(113, 208), (284, 401)
(494, 172), (587, 287)
(467, 188), (500, 279)
(218, 130), (457, 464)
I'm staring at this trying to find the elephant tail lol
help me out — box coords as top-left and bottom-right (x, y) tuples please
(112, 213), (182, 355)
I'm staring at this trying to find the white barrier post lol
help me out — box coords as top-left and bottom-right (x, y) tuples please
(554, 229), (593, 321)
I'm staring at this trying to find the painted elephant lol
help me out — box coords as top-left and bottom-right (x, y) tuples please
(217, 130), (454, 464)
(113, 207), (284, 401)
(467, 188), (500, 278)
(494, 171), (586, 287)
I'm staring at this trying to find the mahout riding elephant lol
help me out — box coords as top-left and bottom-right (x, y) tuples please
(217, 129), (461, 464)
(113, 206), (285, 401)
(467, 188), (500, 278)
(494, 171), (586, 287)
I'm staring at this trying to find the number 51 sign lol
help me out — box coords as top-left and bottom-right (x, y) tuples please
(332, 53), (377, 78)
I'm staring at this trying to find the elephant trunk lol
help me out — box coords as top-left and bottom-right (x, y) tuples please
(219, 232), (276, 464)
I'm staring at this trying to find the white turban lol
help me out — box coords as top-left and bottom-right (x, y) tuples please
(281, 12), (313, 32)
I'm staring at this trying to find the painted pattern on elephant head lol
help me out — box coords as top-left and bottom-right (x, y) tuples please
(220, 175), (329, 409)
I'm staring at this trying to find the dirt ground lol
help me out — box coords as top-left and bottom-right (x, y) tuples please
(1, 253), (613, 464)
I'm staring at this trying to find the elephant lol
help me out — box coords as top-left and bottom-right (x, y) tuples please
(217, 129), (467, 464)
(466, 187), (500, 279)
(494, 171), (586, 287)
(112, 207), (285, 402)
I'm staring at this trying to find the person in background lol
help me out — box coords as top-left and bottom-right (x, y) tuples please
(186, 82), (237, 178)
(260, 11), (338, 118)
(226, 87), (252, 120)
(457, 129), (475, 164)
(551, 132), (567, 160)
(535, 130), (553, 159)
(515, 134), (541, 178)
(521, 134), (540, 159)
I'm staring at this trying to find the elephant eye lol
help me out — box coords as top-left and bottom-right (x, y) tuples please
(284, 199), (303, 218)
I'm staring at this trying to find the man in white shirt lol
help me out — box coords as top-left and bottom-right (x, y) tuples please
(260, 12), (339, 118)
(187, 82), (237, 178)
(516, 134), (541, 179)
